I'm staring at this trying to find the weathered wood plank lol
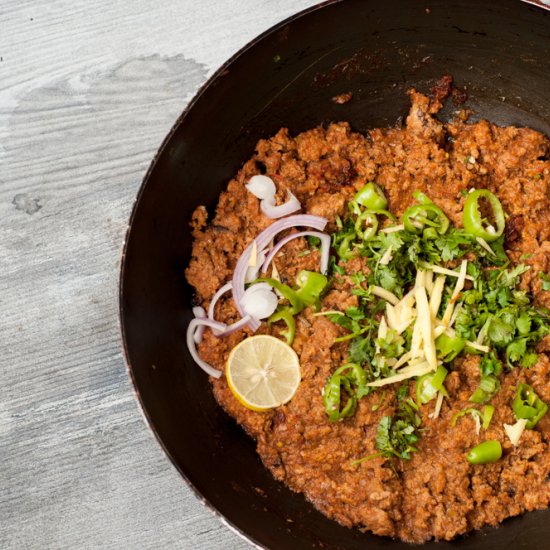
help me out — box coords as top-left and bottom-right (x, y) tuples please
(0, 1), (319, 548)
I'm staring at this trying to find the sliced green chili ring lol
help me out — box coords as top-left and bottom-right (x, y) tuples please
(435, 333), (466, 362)
(368, 208), (397, 222)
(513, 383), (548, 428)
(334, 363), (370, 399)
(323, 373), (357, 422)
(267, 308), (296, 345)
(481, 377), (498, 393)
(403, 204), (450, 235)
(423, 227), (439, 240)
(354, 182), (388, 210)
(451, 407), (481, 427)
(462, 189), (505, 242)
(466, 440), (502, 465)
(412, 190), (433, 205)
(295, 270), (328, 306)
(354, 211), (379, 240)
(416, 365), (448, 405)
(470, 375), (499, 404)
(349, 200), (362, 218)
(336, 234), (356, 260)
(470, 388), (489, 404)
(323, 363), (371, 421)
(453, 405), (494, 430)
(482, 405), (495, 429)
(257, 278), (304, 314)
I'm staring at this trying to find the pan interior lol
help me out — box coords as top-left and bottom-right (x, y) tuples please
(120, 1), (550, 548)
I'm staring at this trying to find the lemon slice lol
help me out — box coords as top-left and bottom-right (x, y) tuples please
(226, 335), (301, 411)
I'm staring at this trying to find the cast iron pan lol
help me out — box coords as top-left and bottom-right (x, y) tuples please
(120, 1), (550, 548)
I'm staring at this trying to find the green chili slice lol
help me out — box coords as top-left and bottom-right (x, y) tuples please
(323, 374), (356, 422)
(423, 227), (439, 240)
(257, 278), (304, 314)
(482, 405), (495, 429)
(412, 191), (432, 205)
(451, 407), (481, 427)
(470, 375), (499, 404)
(466, 440), (502, 465)
(462, 189), (505, 242)
(354, 210), (379, 240)
(334, 363), (370, 399)
(403, 203), (450, 235)
(451, 405), (494, 430)
(323, 362), (369, 422)
(512, 383), (548, 428)
(469, 388), (487, 404)
(354, 182), (388, 210)
(336, 233), (356, 260)
(416, 365), (448, 405)
(295, 270), (328, 307)
(435, 333), (465, 362)
(267, 308), (296, 345)
(368, 208), (397, 222)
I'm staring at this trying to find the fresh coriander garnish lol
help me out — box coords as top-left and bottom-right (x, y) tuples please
(540, 271), (550, 291)
(375, 383), (421, 460)
(322, 185), (550, 462)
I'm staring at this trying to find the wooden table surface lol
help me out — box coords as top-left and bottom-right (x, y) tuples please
(0, 1), (318, 548)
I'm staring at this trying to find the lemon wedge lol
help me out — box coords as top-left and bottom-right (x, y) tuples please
(226, 335), (301, 411)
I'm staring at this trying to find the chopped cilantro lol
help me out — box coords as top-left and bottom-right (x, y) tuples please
(470, 352), (502, 404)
(487, 317), (515, 346)
(506, 338), (527, 364)
(540, 272), (550, 291)
(348, 333), (376, 365)
(453, 262), (549, 367)
(307, 235), (321, 250)
(375, 383), (421, 460)
(322, 188), (550, 448)
(344, 306), (365, 321)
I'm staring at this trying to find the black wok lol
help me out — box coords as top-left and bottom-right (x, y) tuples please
(120, 1), (550, 547)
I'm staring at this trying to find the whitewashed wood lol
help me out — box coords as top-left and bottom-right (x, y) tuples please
(0, 1), (319, 548)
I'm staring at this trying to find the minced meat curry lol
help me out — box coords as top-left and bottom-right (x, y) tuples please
(186, 87), (550, 543)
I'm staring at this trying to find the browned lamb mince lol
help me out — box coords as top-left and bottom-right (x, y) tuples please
(185, 89), (550, 543)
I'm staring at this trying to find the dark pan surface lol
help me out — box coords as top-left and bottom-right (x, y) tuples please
(120, 1), (550, 548)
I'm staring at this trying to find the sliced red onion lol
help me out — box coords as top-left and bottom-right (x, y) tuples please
(232, 214), (327, 331)
(245, 175), (276, 200)
(242, 282), (273, 295)
(192, 306), (206, 343)
(216, 314), (253, 337)
(207, 281), (233, 321)
(261, 231), (331, 275)
(186, 318), (227, 378)
(260, 191), (301, 219)
(240, 284), (278, 319)
(246, 175), (301, 220)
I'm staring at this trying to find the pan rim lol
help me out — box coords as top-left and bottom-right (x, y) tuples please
(118, 1), (341, 548)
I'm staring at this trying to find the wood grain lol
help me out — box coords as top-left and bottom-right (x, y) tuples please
(0, 1), (319, 548)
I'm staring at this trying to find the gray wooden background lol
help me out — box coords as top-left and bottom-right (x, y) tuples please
(0, 1), (319, 548)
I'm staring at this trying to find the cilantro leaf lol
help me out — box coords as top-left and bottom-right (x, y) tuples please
(345, 306), (365, 321)
(506, 338), (527, 364)
(540, 272), (550, 291)
(521, 352), (538, 368)
(307, 235), (321, 249)
(479, 352), (502, 377)
(487, 317), (515, 346)
(375, 384), (422, 460)
(348, 335), (375, 365)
